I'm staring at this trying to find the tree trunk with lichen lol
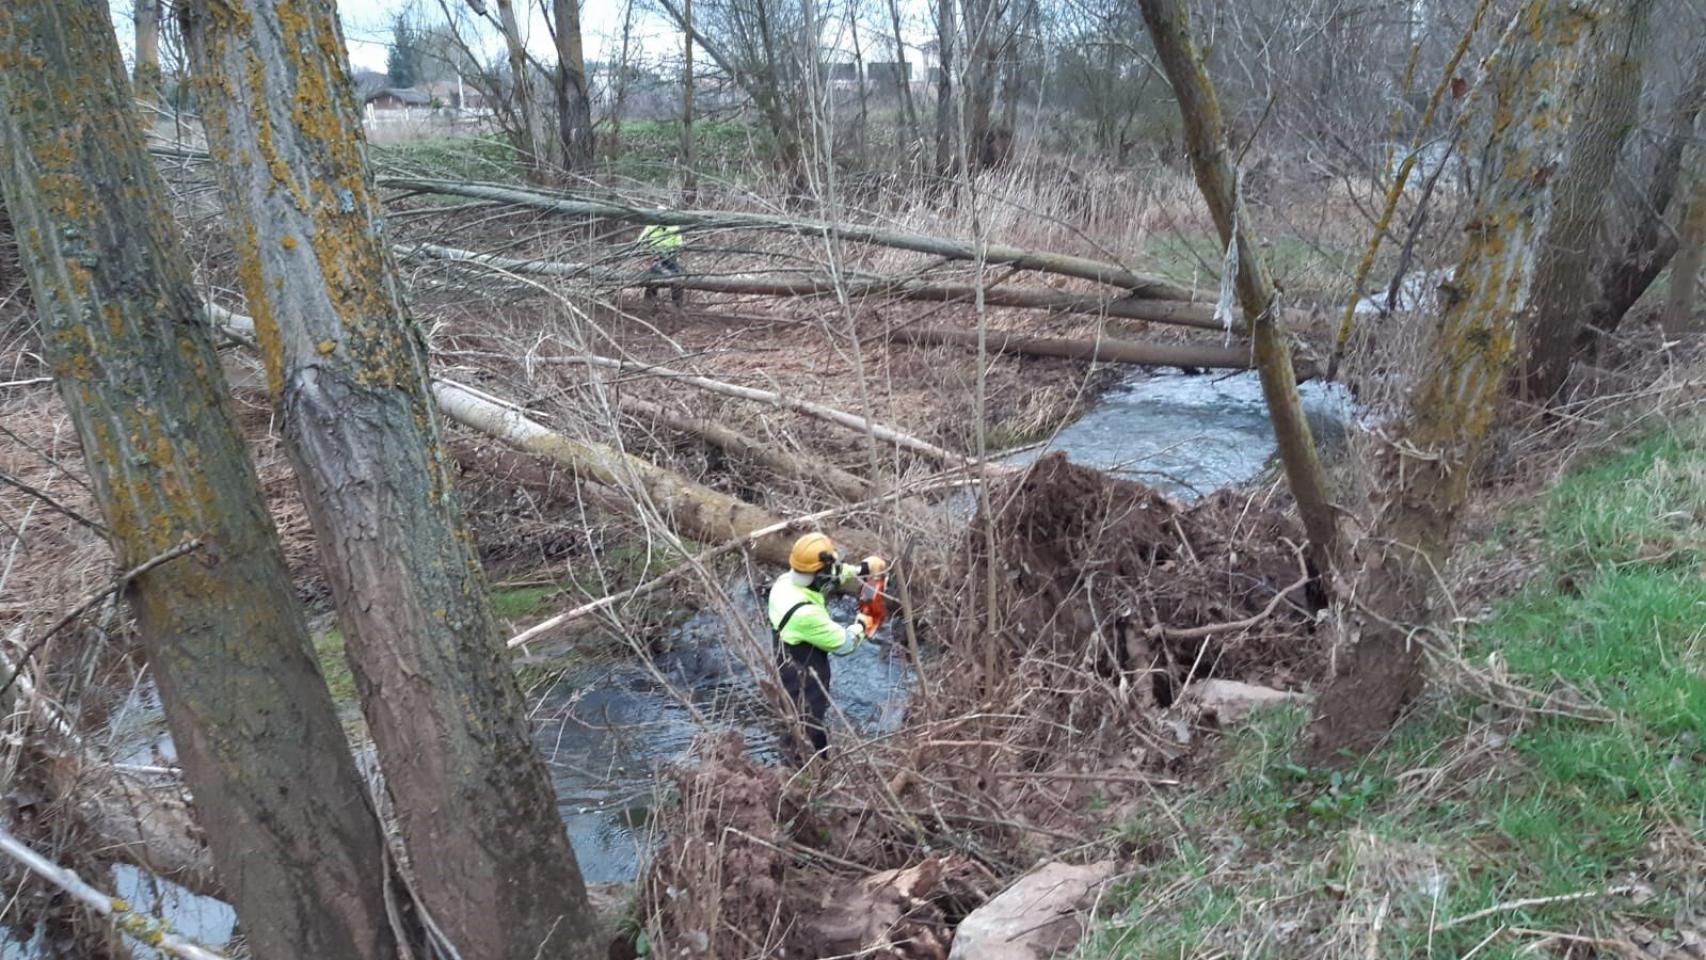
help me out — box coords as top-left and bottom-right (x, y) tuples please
(0, 3), (399, 958)
(133, 0), (161, 105)
(1136, 0), (1339, 577)
(1663, 175), (1706, 335)
(552, 0), (594, 170)
(1520, 0), (1652, 399)
(178, 2), (600, 958)
(1306, 0), (1605, 764)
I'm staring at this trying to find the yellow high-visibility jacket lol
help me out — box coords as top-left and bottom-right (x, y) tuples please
(769, 568), (865, 656)
(639, 224), (684, 251)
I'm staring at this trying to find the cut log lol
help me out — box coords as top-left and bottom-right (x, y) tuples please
(44, 753), (221, 901)
(450, 441), (635, 516)
(431, 379), (879, 564)
(399, 241), (1245, 332)
(527, 352), (984, 470)
(504, 476), (949, 648)
(948, 861), (1116, 960)
(208, 306), (877, 568)
(380, 178), (1195, 299)
(621, 395), (877, 503)
(893, 326), (1318, 377)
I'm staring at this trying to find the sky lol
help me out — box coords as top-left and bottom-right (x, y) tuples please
(107, 0), (934, 80)
(334, 0), (679, 73)
(104, 0), (684, 77)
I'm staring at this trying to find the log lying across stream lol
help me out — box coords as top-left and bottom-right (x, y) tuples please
(380, 178), (1196, 300)
(620, 395), (878, 504)
(208, 306), (879, 567)
(892, 326), (1320, 379)
(398, 241), (1250, 334)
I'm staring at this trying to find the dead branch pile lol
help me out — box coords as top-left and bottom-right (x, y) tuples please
(639, 734), (967, 960)
(933, 452), (1320, 720)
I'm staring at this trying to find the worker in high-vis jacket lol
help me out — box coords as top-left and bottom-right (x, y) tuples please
(770, 532), (887, 763)
(637, 219), (685, 305)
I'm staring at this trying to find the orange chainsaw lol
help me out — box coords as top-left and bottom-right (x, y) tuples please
(857, 572), (888, 636)
(857, 537), (913, 641)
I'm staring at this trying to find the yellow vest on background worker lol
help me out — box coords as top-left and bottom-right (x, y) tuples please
(639, 224), (683, 252)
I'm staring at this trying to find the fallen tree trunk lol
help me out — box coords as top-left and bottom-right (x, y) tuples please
(893, 326), (1316, 377)
(432, 379), (880, 564)
(380, 178), (1196, 299)
(503, 472), (959, 648)
(450, 440), (638, 517)
(621, 395), (877, 503)
(528, 352), (983, 471)
(400, 241), (1245, 332)
(44, 753), (221, 901)
(209, 306), (878, 567)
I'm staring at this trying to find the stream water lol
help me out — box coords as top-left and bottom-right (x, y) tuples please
(1005, 369), (1353, 498)
(9, 370), (1350, 956)
(536, 581), (912, 885)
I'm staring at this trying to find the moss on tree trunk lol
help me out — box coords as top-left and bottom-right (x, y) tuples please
(179, 1), (600, 956)
(1306, 0), (1607, 763)
(0, 3), (399, 957)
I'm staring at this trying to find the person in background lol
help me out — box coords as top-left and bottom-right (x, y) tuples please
(638, 216), (685, 306)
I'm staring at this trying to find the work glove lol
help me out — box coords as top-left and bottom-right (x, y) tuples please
(856, 612), (877, 637)
(860, 556), (889, 576)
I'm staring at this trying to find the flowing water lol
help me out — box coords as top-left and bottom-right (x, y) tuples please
(13, 369), (1351, 956)
(535, 580), (912, 885)
(1005, 370), (1353, 499)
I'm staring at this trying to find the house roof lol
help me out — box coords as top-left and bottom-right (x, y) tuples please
(365, 87), (432, 106)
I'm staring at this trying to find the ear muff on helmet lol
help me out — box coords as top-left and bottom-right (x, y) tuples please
(809, 555), (841, 594)
(812, 562), (839, 593)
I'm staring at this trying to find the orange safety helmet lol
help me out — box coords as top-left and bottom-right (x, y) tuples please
(788, 532), (839, 574)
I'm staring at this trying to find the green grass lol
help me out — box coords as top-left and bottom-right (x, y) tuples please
(603, 119), (775, 184)
(1083, 419), (1706, 958)
(313, 627), (357, 706)
(373, 135), (529, 183)
(1139, 231), (1357, 304)
(490, 583), (565, 621)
